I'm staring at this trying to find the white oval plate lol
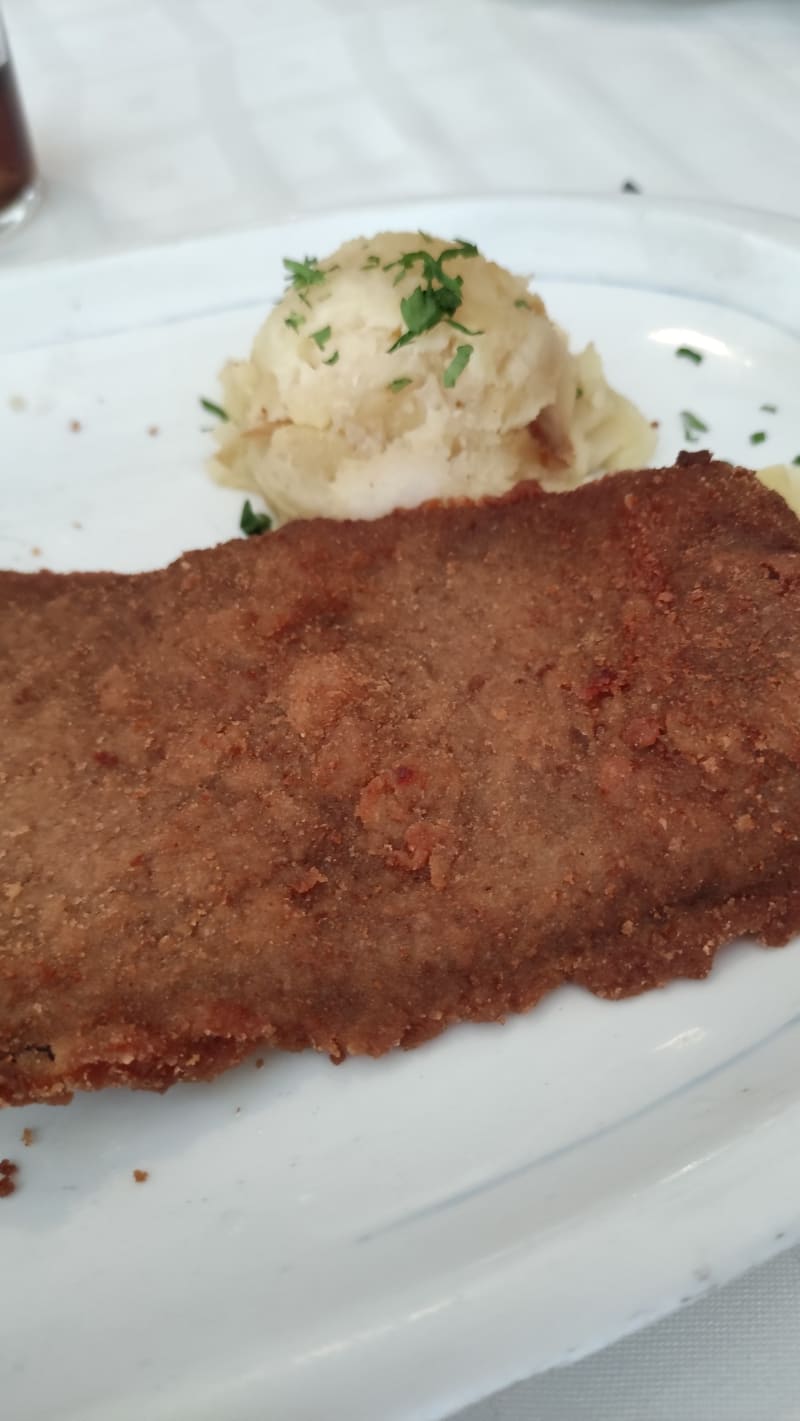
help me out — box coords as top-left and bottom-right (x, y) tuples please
(2, 196), (800, 1421)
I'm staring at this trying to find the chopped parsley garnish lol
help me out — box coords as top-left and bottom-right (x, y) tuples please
(392, 285), (441, 342)
(285, 312), (306, 333)
(388, 377), (412, 393)
(323, 351), (339, 366)
(576, 386), (584, 399)
(362, 254), (380, 270)
(448, 317), (484, 336)
(311, 326), (332, 350)
(283, 256), (324, 288)
(199, 397), (228, 422)
(385, 239), (480, 354)
(760, 403), (778, 413)
(240, 500), (272, 536)
(514, 298), (531, 309)
(680, 409), (708, 442)
(750, 430), (767, 445)
(443, 344), (473, 389)
(793, 455), (800, 466)
(283, 255), (326, 307)
(676, 346), (703, 364)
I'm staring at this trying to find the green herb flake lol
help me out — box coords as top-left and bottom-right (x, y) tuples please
(323, 351), (339, 366)
(680, 409), (709, 442)
(750, 430), (767, 445)
(283, 256), (326, 306)
(760, 403), (778, 414)
(676, 346), (703, 365)
(362, 254), (380, 270)
(385, 238), (481, 355)
(283, 255), (324, 287)
(514, 298), (531, 310)
(393, 286), (442, 348)
(443, 344), (473, 389)
(447, 318), (484, 336)
(199, 397), (229, 422)
(284, 312), (306, 333)
(311, 325), (332, 350)
(576, 386), (584, 399)
(793, 455), (800, 466)
(240, 500), (272, 537)
(388, 377), (412, 393)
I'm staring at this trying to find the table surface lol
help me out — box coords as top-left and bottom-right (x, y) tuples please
(4, 1), (800, 1418)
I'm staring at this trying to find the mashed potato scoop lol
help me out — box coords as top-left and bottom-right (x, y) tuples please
(757, 463), (800, 518)
(212, 232), (656, 524)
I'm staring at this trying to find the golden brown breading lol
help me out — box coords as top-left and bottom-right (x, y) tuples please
(2, 455), (800, 1106)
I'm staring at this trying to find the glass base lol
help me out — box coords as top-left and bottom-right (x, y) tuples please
(0, 175), (42, 240)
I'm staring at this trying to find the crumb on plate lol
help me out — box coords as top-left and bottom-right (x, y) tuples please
(0, 1159), (19, 1198)
(133, 1169), (149, 1184)
(21, 1127), (35, 1147)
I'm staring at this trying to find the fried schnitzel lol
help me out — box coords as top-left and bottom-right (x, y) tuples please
(2, 454), (800, 1106)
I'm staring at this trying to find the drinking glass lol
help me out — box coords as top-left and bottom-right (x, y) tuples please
(0, 8), (40, 238)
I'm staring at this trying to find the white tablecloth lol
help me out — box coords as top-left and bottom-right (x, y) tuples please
(4, 1), (800, 1416)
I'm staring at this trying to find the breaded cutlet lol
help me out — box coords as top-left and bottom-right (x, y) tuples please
(2, 454), (800, 1105)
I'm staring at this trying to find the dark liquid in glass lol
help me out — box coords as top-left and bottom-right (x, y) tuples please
(0, 58), (35, 208)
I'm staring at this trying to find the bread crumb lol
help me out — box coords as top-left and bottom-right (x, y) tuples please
(30, 546), (42, 558)
(8, 393), (27, 412)
(21, 1127), (35, 1147)
(71, 520), (83, 530)
(0, 1158), (19, 1198)
(255, 1057), (265, 1069)
(68, 419), (82, 433)
(147, 425), (160, 437)
(133, 1169), (149, 1184)
(622, 717), (661, 750)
